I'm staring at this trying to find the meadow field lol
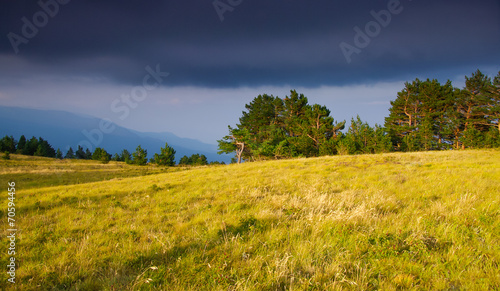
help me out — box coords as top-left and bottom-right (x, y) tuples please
(1, 150), (499, 290)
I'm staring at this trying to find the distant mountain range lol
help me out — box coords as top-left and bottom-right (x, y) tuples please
(0, 106), (231, 163)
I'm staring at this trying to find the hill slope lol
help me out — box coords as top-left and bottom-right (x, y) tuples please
(1, 150), (499, 290)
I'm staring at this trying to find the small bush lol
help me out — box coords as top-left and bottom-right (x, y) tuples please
(2, 151), (10, 160)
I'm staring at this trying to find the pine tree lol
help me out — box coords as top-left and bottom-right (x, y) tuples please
(218, 126), (250, 164)
(340, 116), (390, 154)
(23, 137), (39, 155)
(92, 148), (111, 164)
(112, 153), (121, 161)
(34, 138), (56, 157)
(0, 136), (17, 153)
(85, 149), (92, 160)
(337, 134), (356, 155)
(34, 144), (44, 156)
(282, 90), (309, 138)
(56, 149), (63, 159)
(419, 79), (455, 149)
(65, 147), (75, 159)
(442, 88), (467, 149)
(384, 80), (420, 150)
(462, 70), (492, 132)
(75, 146), (86, 159)
(298, 104), (337, 156)
(461, 123), (484, 148)
(132, 145), (148, 166)
(198, 154), (208, 165)
(121, 149), (132, 164)
(238, 94), (283, 160)
(486, 71), (500, 132)
(178, 155), (190, 165)
(187, 154), (208, 166)
(372, 125), (393, 153)
(418, 117), (435, 151)
(347, 116), (373, 154)
(152, 143), (176, 166)
(17, 135), (26, 154)
(484, 127), (500, 148)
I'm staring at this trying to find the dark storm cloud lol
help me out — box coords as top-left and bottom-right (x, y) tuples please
(1, 0), (499, 87)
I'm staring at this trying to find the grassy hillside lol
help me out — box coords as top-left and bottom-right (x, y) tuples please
(0, 155), (183, 190)
(1, 150), (499, 290)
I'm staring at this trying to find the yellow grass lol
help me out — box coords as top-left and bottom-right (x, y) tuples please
(0, 150), (499, 290)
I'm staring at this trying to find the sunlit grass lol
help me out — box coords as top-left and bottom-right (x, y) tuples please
(0, 150), (499, 290)
(0, 155), (183, 190)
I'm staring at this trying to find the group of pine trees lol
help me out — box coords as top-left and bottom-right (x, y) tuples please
(0, 134), (224, 166)
(217, 90), (347, 163)
(177, 154), (225, 166)
(1, 135), (58, 159)
(385, 70), (500, 151)
(179, 154), (208, 166)
(64, 146), (100, 160)
(0, 135), (182, 166)
(216, 90), (390, 162)
(218, 70), (500, 162)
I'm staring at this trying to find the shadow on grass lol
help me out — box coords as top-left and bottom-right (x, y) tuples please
(14, 190), (134, 215)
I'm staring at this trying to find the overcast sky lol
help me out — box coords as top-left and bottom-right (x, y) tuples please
(1, 0), (499, 144)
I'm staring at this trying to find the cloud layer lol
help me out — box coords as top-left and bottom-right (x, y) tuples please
(2, 0), (499, 87)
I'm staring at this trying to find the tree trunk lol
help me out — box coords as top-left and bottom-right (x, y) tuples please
(236, 142), (244, 164)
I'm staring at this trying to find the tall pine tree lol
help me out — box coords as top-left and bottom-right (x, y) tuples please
(65, 147), (75, 159)
(462, 70), (492, 132)
(17, 135), (26, 154)
(152, 142), (176, 166)
(132, 145), (148, 166)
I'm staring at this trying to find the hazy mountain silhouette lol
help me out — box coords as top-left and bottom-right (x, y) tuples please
(0, 106), (230, 163)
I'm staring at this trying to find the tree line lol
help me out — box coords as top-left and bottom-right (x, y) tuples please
(218, 69), (500, 162)
(0, 135), (223, 166)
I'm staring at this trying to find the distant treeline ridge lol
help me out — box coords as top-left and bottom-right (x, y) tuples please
(0, 136), (224, 166)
